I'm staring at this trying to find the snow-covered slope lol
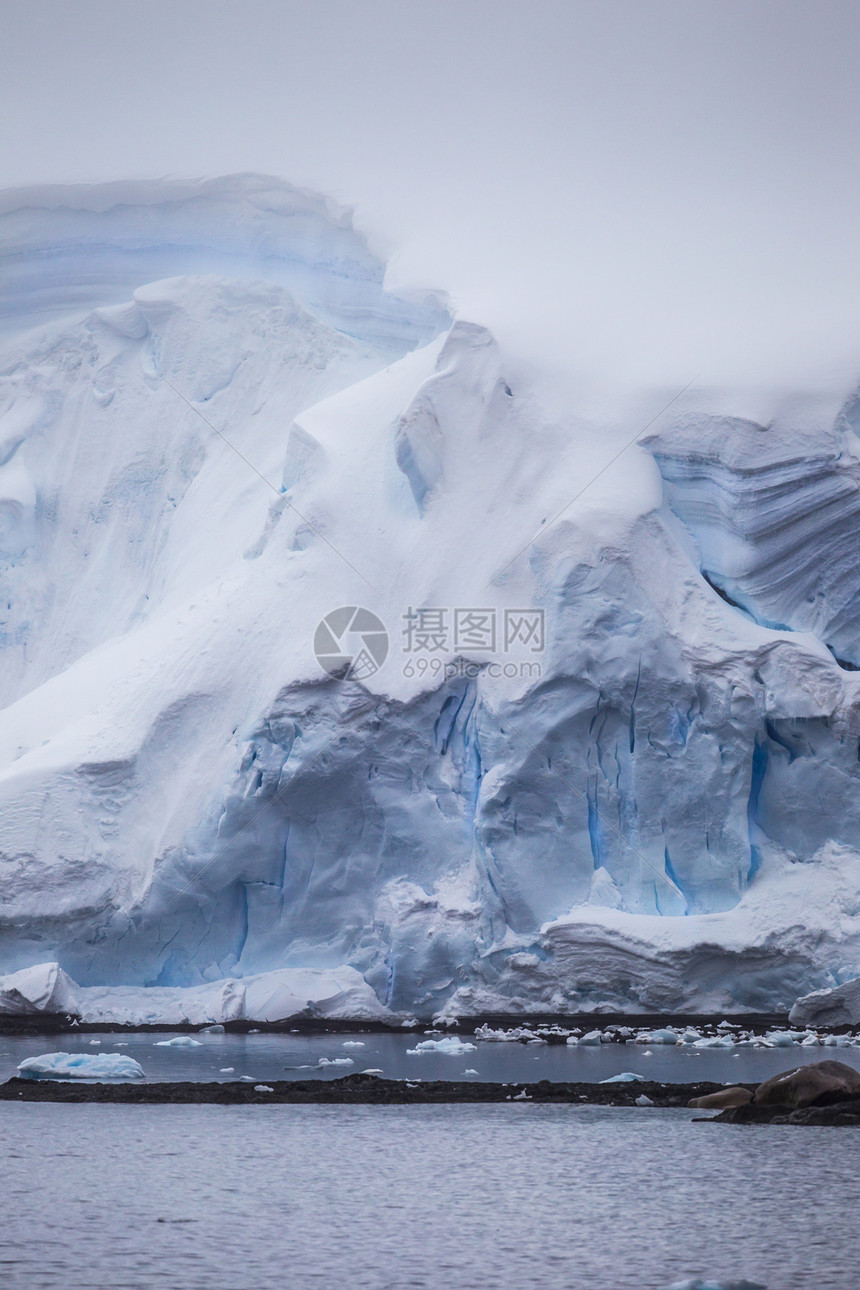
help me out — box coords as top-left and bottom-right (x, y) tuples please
(2, 174), (860, 1018)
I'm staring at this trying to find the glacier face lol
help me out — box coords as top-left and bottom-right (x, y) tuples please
(3, 175), (860, 1017)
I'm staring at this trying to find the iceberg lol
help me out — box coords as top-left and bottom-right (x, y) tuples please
(17, 1052), (144, 1080)
(406, 1037), (477, 1056)
(2, 175), (860, 1017)
(599, 1072), (645, 1083)
(790, 976), (860, 1027)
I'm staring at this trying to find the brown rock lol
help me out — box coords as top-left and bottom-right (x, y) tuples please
(688, 1085), (752, 1110)
(754, 1059), (860, 1109)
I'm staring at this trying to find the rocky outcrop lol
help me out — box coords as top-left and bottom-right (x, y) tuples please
(688, 1085), (752, 1110)
(754, 1058), (860, 1109)
(708, 1059), (860, 1124)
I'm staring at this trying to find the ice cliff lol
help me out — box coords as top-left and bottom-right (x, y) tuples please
(2, 174), (860, 1019)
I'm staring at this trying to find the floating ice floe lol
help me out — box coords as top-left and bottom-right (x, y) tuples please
(317, 1057), (354, 1067)
(763, 1031), (803, 1047)
(572, 1030), (604, 1047)
(406, 1037), (477, 1056)
(636, 1029), (679, 1045)
(18, 1052), (144, 1080)
(693, 1036), (736, 1049)
(154, 1036), (202, 1047)
(342, 1041), (365, 1048)
(474, 1024), (544, 1042)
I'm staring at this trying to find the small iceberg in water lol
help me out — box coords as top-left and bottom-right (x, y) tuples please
(18, 1052), (144, 1080)
(406, 1037), (477, 1056)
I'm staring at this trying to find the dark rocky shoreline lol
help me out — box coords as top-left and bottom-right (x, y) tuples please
(705, 1100), (860, 1126)
(7, 1074), (859, 1121)
(0, 1072), (734, 1106)
(0, 1011), (792, 1037)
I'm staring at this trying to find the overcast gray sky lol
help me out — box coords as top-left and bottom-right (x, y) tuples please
(2, 0), (860, 389)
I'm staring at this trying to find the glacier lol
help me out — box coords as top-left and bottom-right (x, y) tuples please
(3, 174), (860, 1020)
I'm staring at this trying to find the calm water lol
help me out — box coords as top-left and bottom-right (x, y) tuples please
(0, 1101), (855, 1290)
(1, 1030), (859, 1085)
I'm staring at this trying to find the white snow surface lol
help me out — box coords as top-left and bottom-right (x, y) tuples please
(0, 961), (388, 1025)
(2, 175), (860, 1018)
(790, 975), (860, 1027)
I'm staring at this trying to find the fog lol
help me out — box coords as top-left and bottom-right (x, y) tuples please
(2, 0), (860, 389)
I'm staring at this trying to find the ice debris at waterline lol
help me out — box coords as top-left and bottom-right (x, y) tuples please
(406, 1037), (478, 1056)
(473, 1019), (860, 1048)
(17, 1052), (145, 1080)
(6, 176), (860, 1016)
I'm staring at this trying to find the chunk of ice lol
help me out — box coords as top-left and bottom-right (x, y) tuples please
(405, 1037), (477, 1055)
(18, 1051), (144, 1080)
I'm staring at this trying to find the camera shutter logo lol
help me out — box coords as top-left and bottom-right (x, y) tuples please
(314, 606), (389, 680)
